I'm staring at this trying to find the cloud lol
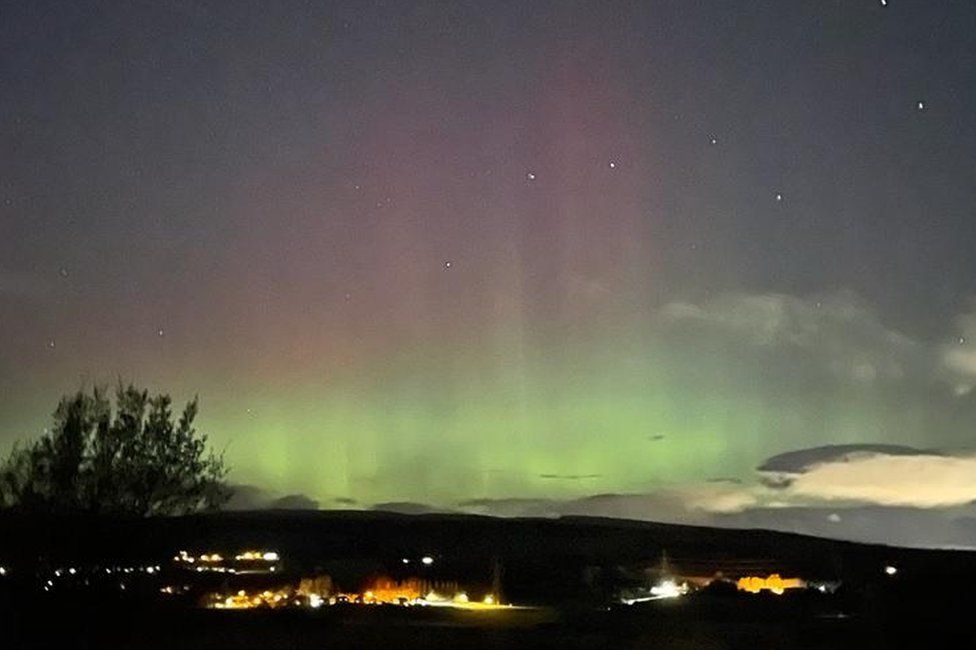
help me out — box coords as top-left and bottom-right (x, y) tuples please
(345, 451), (976, 548)
(751, 444), (976, 509)
(660, 290), (921, 384)
(224, 484), (270, 510)
(224, 484), (320, 511)
(370, 501), (449, 515)
(457, 484), (759, 521)
(713, 504), (976, 549)
(768, 451), (976, 508)
(660, 290), (976, 400)
(268, 494), (320, 510)
(447, 442), (976, 547)
(757, 444), (937, 473)
(457, 497), (563, 518)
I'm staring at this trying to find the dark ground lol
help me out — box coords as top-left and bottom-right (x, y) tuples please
(4, 572), (976, 648)
(4, 593), (974, 649)
(2, 511), (976, 648)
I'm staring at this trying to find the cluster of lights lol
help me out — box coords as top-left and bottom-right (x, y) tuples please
(211, 589), (295, 610)
(235, 551), (279, 562)
(321, 591), (501, 610)
(173, 550), (279, 574)
(194, 565), (237, 574)
(206, 589), (499, 611)
(49, 564), (160, 578)
(176, 550), (278, 563)
(38, 564), (160, 593)
(204, 572), (506, 612)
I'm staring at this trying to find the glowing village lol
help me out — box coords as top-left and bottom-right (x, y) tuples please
(1, 545), (852, 612)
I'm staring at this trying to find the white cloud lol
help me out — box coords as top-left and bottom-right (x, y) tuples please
(776, 452), (976, 508)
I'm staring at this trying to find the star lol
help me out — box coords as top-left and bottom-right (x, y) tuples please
(880, 0), (886, 6)
(917, 100), (925, 110)
(608, 161), (617, 169)
(709, 136), (717, 145)
(444, 260), (453, 270)
(959, 337), (966, 345)
(58, 266), (68, 278)
(775, 193), (783, 202)
(526, 171), (536, 181)
(47, 339), (56, 349)
(157, 328), (165, 337)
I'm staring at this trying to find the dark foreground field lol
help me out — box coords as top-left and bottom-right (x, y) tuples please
(4, 590), (974, 649)
(3, 511), (976, 648)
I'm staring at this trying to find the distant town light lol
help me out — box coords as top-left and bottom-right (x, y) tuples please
(649, 579), (684, 599)
(421, 556), (434, 565)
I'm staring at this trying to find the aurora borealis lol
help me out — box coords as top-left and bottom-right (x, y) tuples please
(3, 1), (976, 545)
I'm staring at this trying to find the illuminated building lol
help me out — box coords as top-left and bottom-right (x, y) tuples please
(736, 574), (805, 595)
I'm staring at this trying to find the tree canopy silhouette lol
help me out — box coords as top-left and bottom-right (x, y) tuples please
(0, 384), (229, 516)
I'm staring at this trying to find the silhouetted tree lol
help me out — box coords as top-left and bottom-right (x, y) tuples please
(0, 384), (229, 516)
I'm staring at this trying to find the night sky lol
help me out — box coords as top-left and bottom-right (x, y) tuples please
(3, 1), (976, 546)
